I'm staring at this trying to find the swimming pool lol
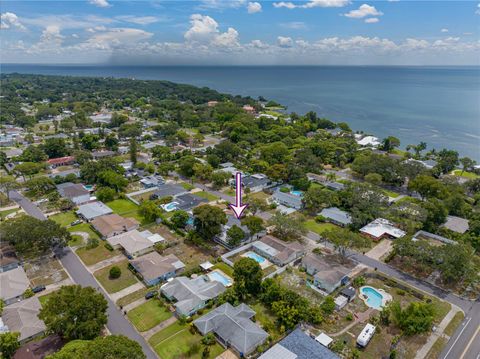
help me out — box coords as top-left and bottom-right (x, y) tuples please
(83, 185), (94, 191)
(290, 190), (303, 196)
(161, 202), (179, 212)
(207, 270), (232, 287)
(243, 251), (266, 264)
(360, 286), (392, 309)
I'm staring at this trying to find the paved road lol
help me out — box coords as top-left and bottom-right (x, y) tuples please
(55, 247), (158, 359)
(8, 190), (47, 220)
(9, 190), (157, 359)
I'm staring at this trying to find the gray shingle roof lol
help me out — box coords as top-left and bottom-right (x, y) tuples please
(194, 303), (268, 355)
(2, 296), (46, 341)
(442, 216), (469, 234)
(319, 207), (352, 226)
(76, 201), (113, 220)
(175, 193), (208, 211)
(0, 267), (30, 301)
(153, 184), (187, 199)
(161, 276), (226, 316)
(259, 328), (340, 359)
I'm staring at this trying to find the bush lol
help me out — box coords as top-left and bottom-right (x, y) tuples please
(346, 313), (353, 321)
(23, 288), (34, 298)
(315, 215), (326, 223)
(104, 243), (114, 251)
(352, 276), (366, 288)
(202, 332), (216, 346)
(86, 237), (99, 249)
(96, 187), (116, 202)
(109, 266), (121, 279)
(396, 289), (406, 296)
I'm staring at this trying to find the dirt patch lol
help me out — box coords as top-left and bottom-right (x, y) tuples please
(24, 255), (68, 287)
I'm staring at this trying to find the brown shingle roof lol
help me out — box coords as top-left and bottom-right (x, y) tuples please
(91, 214), (139, 238)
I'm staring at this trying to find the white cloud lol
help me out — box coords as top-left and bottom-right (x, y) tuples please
(116, 16), (161, 25)
(277, 36), (293, 47)
(281, 21), (306, 29)
(250, 39), (269, 49)
(184, 14), (239, 48)
(273, 0), (350, 9)
(344, 4), (383, 18)
(441, 28), (449, 33)
(21, 14), (115, 30)
(365, 17), (379, 23)
(247, 2), (262, 13)
(1, 12), (26, 30)
(89, 0), (110, 8)
(476, 3), (480, 15)
(82, 28), (153, 50)
(198, 0), (247, 10)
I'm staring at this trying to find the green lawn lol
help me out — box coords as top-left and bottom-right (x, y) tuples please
(106, 199), (143, 222)
(68, 234), (84, 247)
(251, 302), (282, 341)
(0, 208), (18, 220)
(94, 260), (139, 294)
(68, 223), (100, 241)
(50, 211), (77, 227)
(304, 220), (338, 235)
(180, 182), (195, 191)
(148, 321), (224, 359)
(453, 170), (479, 179)
(212, 262), (234, 277)
(383, 189), (400, 198)
(223, 188), (235, 197)
(76, 242), (120, 266)
(193, 190), (219, 202)
(38, 291), (56, 307)
(127, 299), (172, 332)
(117, 285), (160, 307)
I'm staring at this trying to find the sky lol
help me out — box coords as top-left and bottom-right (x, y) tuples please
(1, 0), (479, 65)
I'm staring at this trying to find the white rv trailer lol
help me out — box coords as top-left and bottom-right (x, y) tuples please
(357, 323), (376, 347)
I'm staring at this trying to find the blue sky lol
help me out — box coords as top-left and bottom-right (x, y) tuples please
(1, 0), (479, 65)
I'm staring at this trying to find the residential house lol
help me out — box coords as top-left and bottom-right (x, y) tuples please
(216, 162), (237, 176)
(76, 201), (113, 222)
(324, 181), (345, 191)
(215, 215), (252, 248)
(91, 150), (116, 160)
(0, 244), (20, 273)
(161, 275), (226, 317)
(4, 148), (23, 159)
(260, 328), (340, 359)
(302, 254), (351, 294)
(47, 156), (75, 168)
(306, 173), (328, 184)
(130, 252), (185, 286)
(355, 135), (380, 147)
(242, 105), (256, 114)
(0, 267), (30, 305)
(232, 173), (275, 193)
(412, 230), (457, 246)
(360, 218), (406, 241)
(106, 230), (155, 258)
(150, 184), (187, 200)
(174, 193), (208, 211)
(252, 235), (304, 267)
(1, 297), (46, 343)
(319, 207), (352, 227)
(140, 175), (165, 188)
(272, 189), (303, 209)
(194, 303), (268, 356)
(340, 286), (356, 302)
(442, 215), (469, 234)
(91, 214), (139, 239)
(56, 182), (90, 205)
(12, 335), (65, 359)
(89, 113), (112, 124)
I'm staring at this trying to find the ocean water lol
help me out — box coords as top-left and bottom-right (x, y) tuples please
(2, 64), (479, 160)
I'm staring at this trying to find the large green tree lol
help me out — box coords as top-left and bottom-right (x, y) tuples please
(192, 204), (227, 240)
(322, 227), (370, 262)
(0, 216), (69, 256)
(0, 332), (20, 359)
(233, 258), (262, 300)
(268, 212), (306, 241)
(39, 285), (108, 341)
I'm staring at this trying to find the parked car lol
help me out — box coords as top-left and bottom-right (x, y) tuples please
(70, 219), (82, 226)
(32, 285), (46, 294)
(145, 291), (158, 300)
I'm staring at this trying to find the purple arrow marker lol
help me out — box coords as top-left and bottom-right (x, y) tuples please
(229, 172), (248, 219)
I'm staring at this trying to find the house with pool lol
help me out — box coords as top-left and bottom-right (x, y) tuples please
(252, 235), (304, 267)
(271, 187), (304, 210)
(231, 173), (276, 193)
(160, 275), (226, 317)
(129, 252), (185, 286)
(214, 215), (253, 249)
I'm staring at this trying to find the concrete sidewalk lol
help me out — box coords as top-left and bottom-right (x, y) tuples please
(88, 254), (126, 273)
(110, 282), (146, 302)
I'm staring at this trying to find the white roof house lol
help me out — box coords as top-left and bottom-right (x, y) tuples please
(76, 201), (113, 221)
(316, 332), (334, 348)
(360, 218), (406, 240)
(356, 135), (380, 147)
(106, 230), (155, 258)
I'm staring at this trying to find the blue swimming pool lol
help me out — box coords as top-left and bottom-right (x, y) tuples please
(83, 185), (94, 191)
(208, 270), (232, 287)
(244, 251), (266, 264)
(186, 217), (194, 226)
(162, 202), (179, 212)
(290, 190), (303, 196)
(361, 287), (384, 309)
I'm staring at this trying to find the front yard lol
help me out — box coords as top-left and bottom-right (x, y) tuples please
(94, 260), (139, 294)
(304, 220), (338, 235)
(23, 256), (68, 287)
(76, 242), (120, 266)
(148, 321), (225, 359)
(127, 299), (172, 332)
(50, 211), (77, 227)
(193, 190), (219, 202)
